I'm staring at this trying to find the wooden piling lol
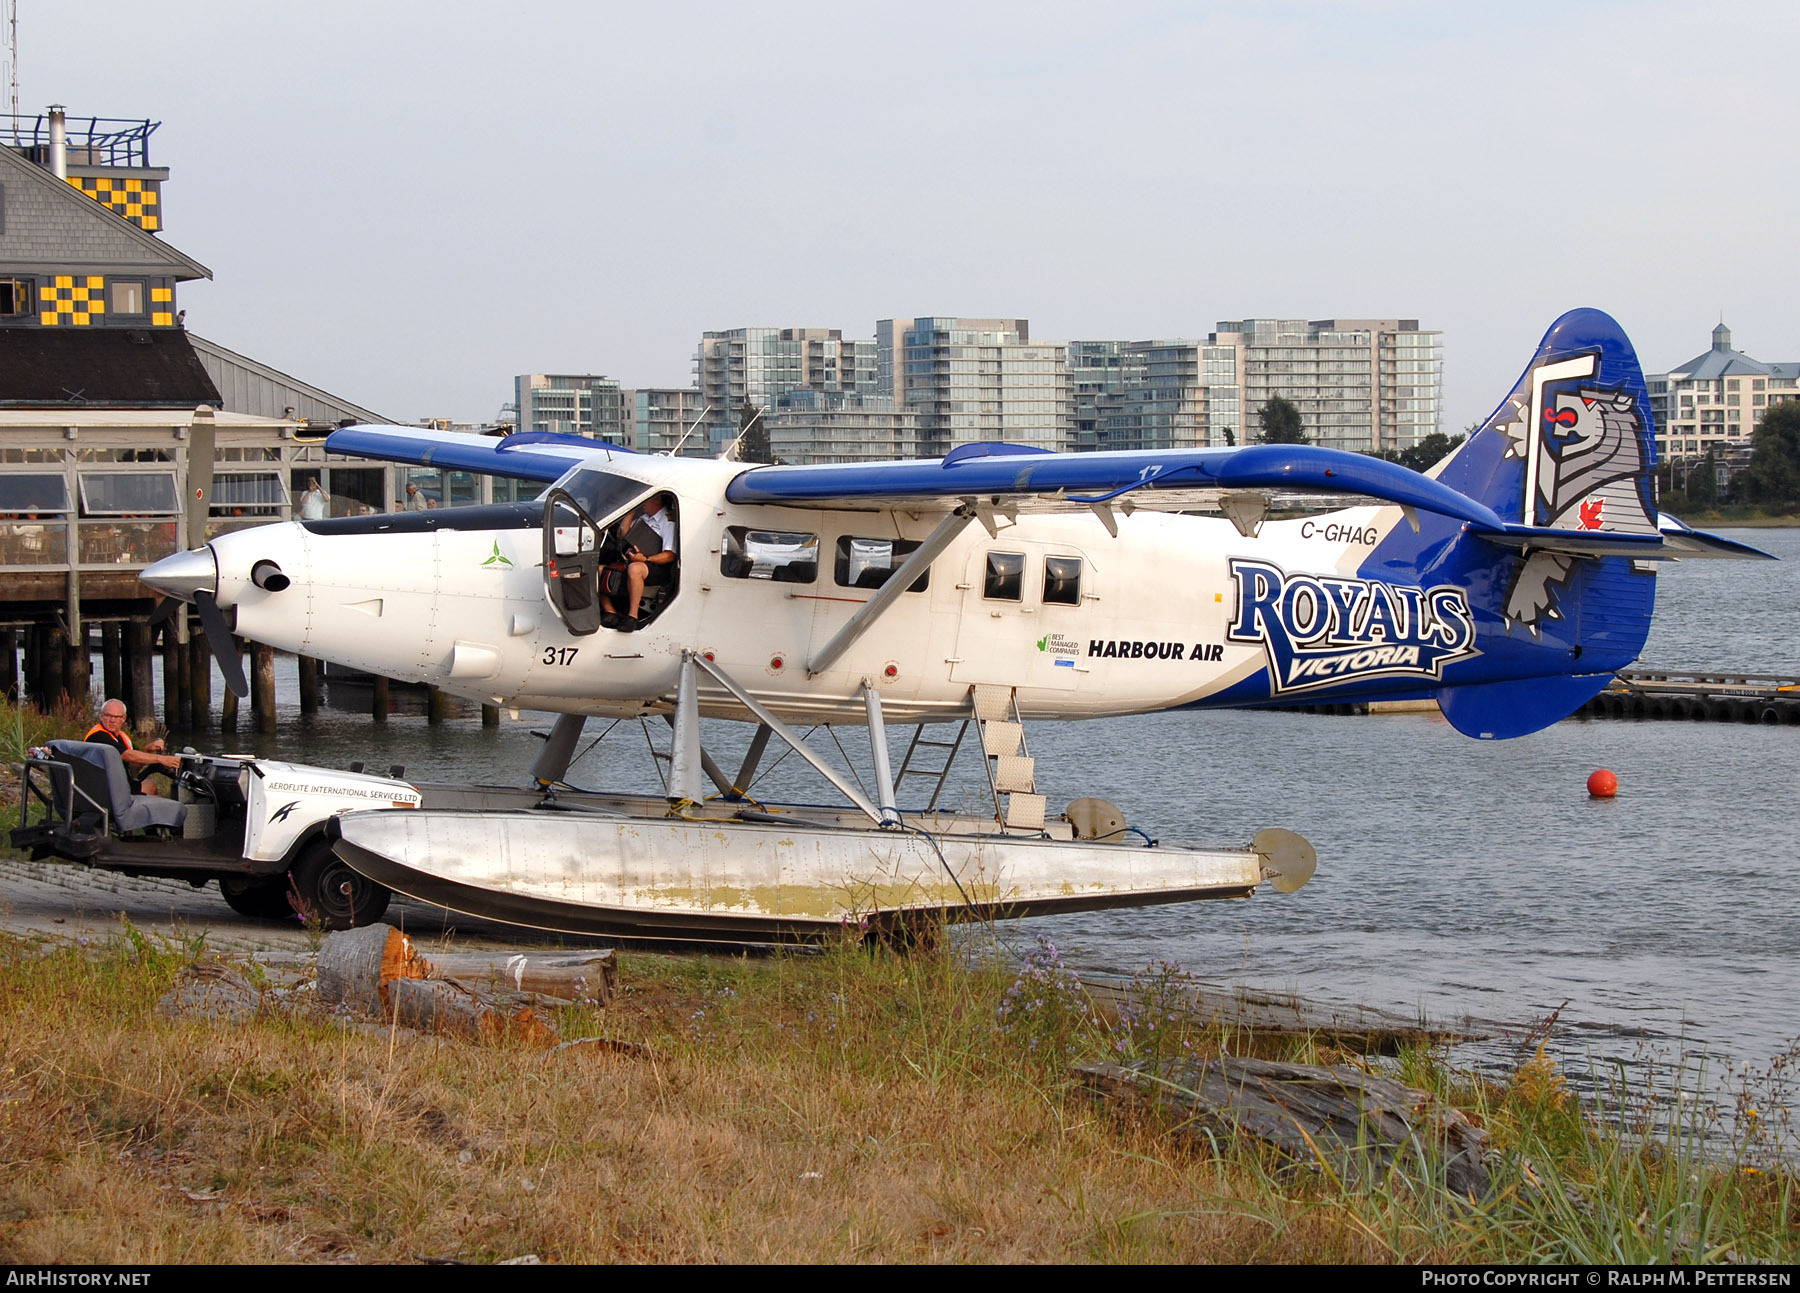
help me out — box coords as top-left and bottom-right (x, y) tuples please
(44, 624), (69, 708)
(126, 621), (154, 731)
(481, 703), (499, 727)
(253, 644), (276, 734)
(61, 624), (87, 706)
(372, 675), (390, 723)
(176, 626), (196, 738)
(220, 640), (239, 730)
(427, 685), (449, 725)
(162, 621), (183, 732)
(187, 627), (213, 733)
(248, 641), (264, 722)
(101, 622), (123, 702)
(0, 627), (16, 703)
(32, 624), (58, 709)
(22, 625), (38, 707)
(22, 625), (39, 706)
(297, 654), (320, 715)
(23, 625), (41, 707)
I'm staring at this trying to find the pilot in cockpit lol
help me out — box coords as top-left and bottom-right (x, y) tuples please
(601, 492), (678, 629)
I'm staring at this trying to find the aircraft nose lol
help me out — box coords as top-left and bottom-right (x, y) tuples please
(139, 547), (218, 602)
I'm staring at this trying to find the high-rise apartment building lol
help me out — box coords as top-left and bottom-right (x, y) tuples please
(1649, 323), (1800, 460)
(1210, 319), (1442, 453)
(632, 387), (710, 457)
(695, 327), (879, 446)
(1072, 339), (1245, 451)
(767, 390), (920, 464)
(877, 317), (1070, 455)
(514, 373), (630, 441)
(1067, 341), (1145, 451)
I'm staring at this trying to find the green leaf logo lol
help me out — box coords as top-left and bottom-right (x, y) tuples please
(481, 541), (514, 568)
(1036, 636), (1048, 652)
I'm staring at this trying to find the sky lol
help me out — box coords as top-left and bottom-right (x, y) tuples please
(22, 1), (1800, 429)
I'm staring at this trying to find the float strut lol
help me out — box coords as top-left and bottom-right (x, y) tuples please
(531, 713), (588, 788)
(862, 683), (901, 826)
(669, 653), (706, 803)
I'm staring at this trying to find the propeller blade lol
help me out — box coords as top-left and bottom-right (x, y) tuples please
(148, 596), (180, 628)
(193, 590), (248, 698)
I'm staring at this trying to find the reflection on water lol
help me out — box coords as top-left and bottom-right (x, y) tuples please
(153, 531), (1800, 1088)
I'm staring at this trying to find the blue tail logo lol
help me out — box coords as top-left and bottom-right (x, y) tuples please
(1490, 348), (1657, 630)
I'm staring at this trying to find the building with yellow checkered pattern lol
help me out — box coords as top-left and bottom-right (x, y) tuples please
(1, 108), (205, 333)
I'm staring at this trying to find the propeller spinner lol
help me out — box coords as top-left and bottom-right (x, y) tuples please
(140, 547), (253, 699)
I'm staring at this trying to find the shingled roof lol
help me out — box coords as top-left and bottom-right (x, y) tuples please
(0, 141), (211, 280)
(0, 326), (223, 407)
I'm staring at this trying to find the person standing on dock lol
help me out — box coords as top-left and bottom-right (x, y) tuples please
(299, 477), (330, 521)
(84, 699), (180, 796)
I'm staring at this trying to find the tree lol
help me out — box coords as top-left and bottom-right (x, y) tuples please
(1256, 395), (1307, 445)
(1686, 448), (1719, 509)
(735, 399), (773, 465)
(1739, 401), (1800, 508)
(1393, 431), (1464, 473)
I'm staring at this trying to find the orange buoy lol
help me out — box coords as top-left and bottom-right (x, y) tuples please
(1587, 768), (1618, 798)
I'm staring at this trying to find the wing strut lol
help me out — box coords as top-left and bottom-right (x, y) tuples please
(806, 508), (975, 678)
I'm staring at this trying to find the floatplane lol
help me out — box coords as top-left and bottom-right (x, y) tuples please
(138, 309), (1766, 943)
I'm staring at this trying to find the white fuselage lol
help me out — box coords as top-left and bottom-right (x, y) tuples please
(205, 456), (1408, 724)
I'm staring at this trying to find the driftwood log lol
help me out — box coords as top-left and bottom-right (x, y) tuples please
(413, 949), (616, 1005)
(387, 977), (560, 1047)
(315, 923), (414, 1017)
(1076, 1055), (1490, 1198)
(315, 924), (617, 1046)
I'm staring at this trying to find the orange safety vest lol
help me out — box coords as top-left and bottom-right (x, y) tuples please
(83, 722), (133, 752)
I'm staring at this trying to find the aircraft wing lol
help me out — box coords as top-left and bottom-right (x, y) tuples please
(725, 442), (1509, 530)
(324, 425), (627, 482)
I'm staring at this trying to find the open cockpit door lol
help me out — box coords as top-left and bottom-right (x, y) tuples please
(543, 488), (605, 635)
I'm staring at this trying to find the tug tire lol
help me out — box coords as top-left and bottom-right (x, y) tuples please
(287, 838), (391, 930)
(218, 874), (297, 921)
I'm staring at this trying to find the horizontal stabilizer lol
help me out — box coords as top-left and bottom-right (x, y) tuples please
(1438, 673), (1615, 740)
(1471, 517), (1776, 561)
(1655, 513), (1778, 560)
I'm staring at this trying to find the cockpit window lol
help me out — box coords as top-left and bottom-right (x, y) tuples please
(983, 552), (1025, 601)
(721, 527), (818, 583)
(835, 537), (929, 593)
(558, 468), (651, 525)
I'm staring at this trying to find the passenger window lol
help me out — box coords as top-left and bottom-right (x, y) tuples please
(1043, 555), (1082, 605)
(983, 552), (1025, 601)
(721, 526), (818, 583)
(835, 537), (929, 593)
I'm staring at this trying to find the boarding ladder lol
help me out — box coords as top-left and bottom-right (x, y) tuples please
(893, 686), (1045, 830)
(972, 684), (1047, 831)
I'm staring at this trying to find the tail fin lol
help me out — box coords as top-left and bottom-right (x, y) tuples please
(1396, 309), (1661, 738)
(1435, 307), (1659, 535)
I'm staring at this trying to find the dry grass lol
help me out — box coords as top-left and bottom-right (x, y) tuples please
(0, 927), (1794, 1264)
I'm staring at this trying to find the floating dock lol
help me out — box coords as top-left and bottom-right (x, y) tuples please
(1282, 670), (1800, 725)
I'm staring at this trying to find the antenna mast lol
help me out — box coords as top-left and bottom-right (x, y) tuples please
(3, 0), (17, 125)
